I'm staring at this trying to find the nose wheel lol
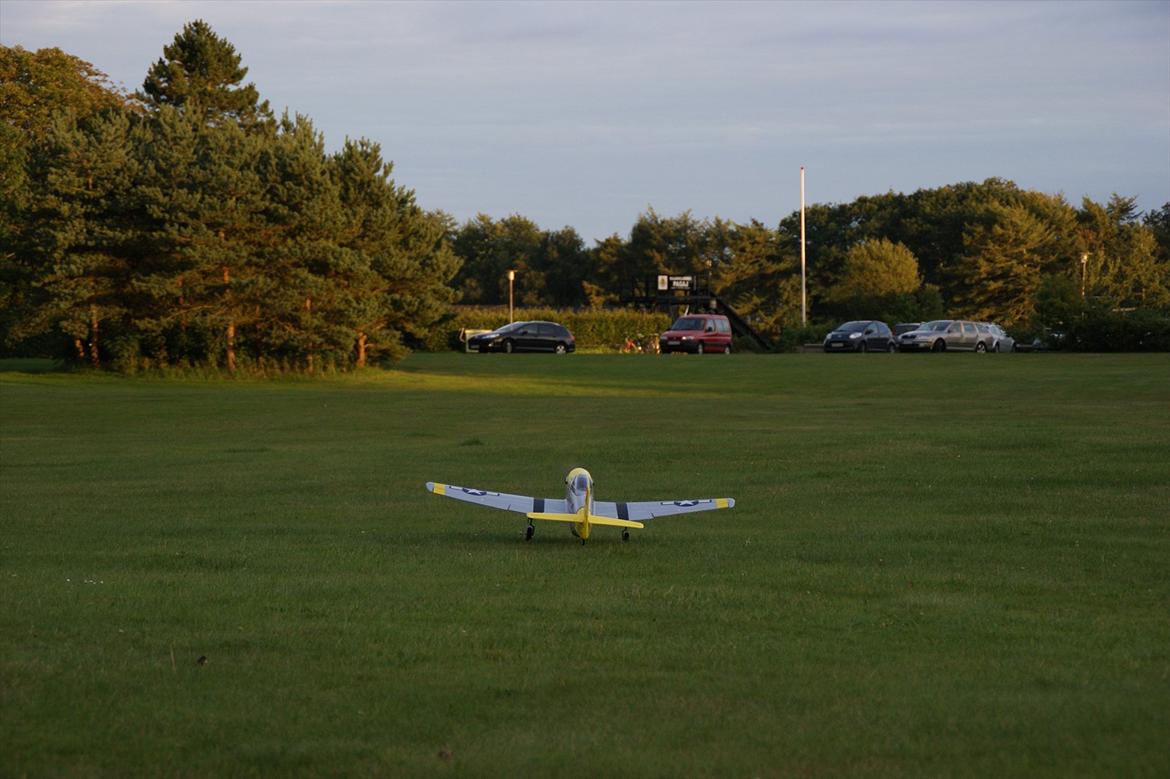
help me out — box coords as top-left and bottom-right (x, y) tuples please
(524, 523), (534, 541)
(622, 530), (630, 542)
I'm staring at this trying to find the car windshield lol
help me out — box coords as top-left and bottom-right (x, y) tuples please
(670, 317), (707, 331)
(837, 321), (868, 332)
(921, 321), (951, 332)
(495, 321), (526, 333)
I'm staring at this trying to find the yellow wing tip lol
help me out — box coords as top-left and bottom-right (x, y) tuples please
(428, 482), (446, 495)
(716, 498), (734, 509)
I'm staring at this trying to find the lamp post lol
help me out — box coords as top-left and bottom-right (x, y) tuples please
(507, 269), (516, 323)
(1080, 253), (1088, 299)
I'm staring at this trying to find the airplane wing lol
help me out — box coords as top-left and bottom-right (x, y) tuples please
(593, 498), (735, 522)
(426, 482), (567, 515)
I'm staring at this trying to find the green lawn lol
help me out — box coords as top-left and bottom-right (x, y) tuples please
(2, 353), (1168, 777)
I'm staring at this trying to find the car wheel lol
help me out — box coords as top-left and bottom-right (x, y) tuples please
(696, 343), (705, 355)
(554, 343), (566, 354)
(504, 340), (514, 354)
(723, 345), (731, 354)
(887, 342), (897, 353)
(859, 341), (867, 353)
(975, 342), (987, 353)
(992, 342), (1000, 353)
(932, 339), (946, 352)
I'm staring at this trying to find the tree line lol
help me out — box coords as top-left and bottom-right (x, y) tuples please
(450, 188), (1170, 343)
(3, 21), (1168, 369)
(1, 23), (458, 371)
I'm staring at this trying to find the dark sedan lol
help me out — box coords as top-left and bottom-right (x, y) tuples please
(823, 320), (897, 352)
(468, 321), (576, 354)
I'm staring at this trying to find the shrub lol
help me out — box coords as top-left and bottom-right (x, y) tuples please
(773, 323), (831, 352)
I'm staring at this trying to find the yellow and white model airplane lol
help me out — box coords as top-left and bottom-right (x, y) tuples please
(425, 467), (735, 543)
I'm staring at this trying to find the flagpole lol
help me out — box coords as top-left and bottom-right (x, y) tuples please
(800, 166), (807, 326)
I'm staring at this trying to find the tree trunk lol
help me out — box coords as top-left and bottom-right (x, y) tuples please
(356, 332), (367, 368)
(89, 306), (100, 368)
(226, 322), (236, 372)
(223, 266), (235, 372)
(304, 297), (314, 371)
(178, 275), (186, 332)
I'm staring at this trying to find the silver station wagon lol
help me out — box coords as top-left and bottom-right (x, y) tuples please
(898, 320), (995, 352)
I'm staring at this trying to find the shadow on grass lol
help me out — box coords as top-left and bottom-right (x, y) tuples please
(0, 358), (65, 374)
(401, 526), (663, 549)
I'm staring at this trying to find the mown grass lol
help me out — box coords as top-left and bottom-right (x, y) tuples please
(1, 353), (1168, 777)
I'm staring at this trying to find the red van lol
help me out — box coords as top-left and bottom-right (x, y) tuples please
(659, 314), (733, 354)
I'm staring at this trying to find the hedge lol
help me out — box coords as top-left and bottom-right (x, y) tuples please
(415, 307), (673, 352)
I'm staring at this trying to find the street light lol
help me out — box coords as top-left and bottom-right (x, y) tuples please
(507, 269), (517, 323)
(1080, 253), (1089, 299)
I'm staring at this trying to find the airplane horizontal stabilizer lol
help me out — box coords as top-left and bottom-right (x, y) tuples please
(526, 511), (585, 524)
(587, 516), (645, 529)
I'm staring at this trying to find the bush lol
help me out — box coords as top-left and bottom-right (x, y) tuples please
(1031, 277), (1170, 351)
(1064, 307), (1170, 352)
(773, 323), (831, 352)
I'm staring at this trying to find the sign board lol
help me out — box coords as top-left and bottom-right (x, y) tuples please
(656, 275), (695, 291)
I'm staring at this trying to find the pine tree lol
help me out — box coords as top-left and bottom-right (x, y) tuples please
(954, 202), (1067, 324)
(709, 218), (800, 334)
(332, 139), (459, 365)
(139, 20), (271, 129)
(1078, 196), (1170, 309)
(132, 107), (268, 369)
(11, 111), (136, 365)
(1, 46), (132, 355)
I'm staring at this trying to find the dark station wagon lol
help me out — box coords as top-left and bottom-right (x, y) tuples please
(468, 321), (576, 354)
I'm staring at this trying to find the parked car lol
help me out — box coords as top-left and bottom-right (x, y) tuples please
(659, 314), (733, 354)
(981, 323), (1015, 352)
(893, 322), (921, 336)
(822, 320), (897, 352)
(468, 321), (576, 354)
(898, 320), (994, 352)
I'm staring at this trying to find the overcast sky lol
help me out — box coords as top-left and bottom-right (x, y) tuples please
(3, 0), (1168, 241)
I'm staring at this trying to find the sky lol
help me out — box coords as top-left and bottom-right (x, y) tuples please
(3, 0), (1168, 242)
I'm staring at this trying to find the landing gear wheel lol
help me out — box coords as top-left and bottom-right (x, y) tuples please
(621, 530), (630, 542)
(525, 523), (534, 541)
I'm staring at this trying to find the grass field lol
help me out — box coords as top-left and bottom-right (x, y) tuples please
(2, 353), (1168, 777)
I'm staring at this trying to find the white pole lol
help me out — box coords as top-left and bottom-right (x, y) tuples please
(800, 166), (807, 326)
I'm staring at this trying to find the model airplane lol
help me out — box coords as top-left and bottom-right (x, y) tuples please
(425, 467), (735, 543)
